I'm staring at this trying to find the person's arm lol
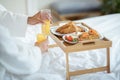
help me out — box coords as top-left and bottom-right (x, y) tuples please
(0, 26), (42, 74)
(0, 5), (52, 37)
(0, 10), (51, 36)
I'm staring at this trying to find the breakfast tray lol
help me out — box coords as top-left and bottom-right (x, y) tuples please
(49, 21), (112, 80)
(50, 22), (112, 53)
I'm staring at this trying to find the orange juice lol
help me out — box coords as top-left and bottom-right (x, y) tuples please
(36, 9), (51, 44)
(36, 20), (50, 43)
(37, 34), (47, 43)
(42, 20), (50, 35)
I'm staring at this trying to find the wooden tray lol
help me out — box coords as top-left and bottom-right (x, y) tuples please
(50, 33), (112, 53)
(50, 22), (112, 80)
(50, 22), (112, 53)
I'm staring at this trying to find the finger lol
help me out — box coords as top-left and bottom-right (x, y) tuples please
(37, 18), (44, 23)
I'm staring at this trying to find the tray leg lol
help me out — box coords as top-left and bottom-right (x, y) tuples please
(106, 47), (110, 73)
(66, 53), (70, 80)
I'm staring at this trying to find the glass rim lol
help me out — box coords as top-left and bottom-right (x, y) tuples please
(41, 9), (51, 12)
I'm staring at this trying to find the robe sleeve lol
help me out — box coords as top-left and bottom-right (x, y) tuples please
(0, 5), (27, 37)
(0, 26), (42, 75)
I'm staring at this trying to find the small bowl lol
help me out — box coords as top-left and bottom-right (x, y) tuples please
(62, 33), (79, 44)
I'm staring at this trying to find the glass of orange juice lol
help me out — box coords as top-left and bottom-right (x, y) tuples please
(41, 9), (51, 35)
(42, 20), (50, 35)
(36, 9), (51, 43)
(36, 34), (47, 43)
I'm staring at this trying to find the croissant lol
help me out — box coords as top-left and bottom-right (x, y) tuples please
(56, 22), (76, 34)
(56, 21), (86, 34)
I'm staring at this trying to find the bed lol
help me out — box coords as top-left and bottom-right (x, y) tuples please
(24, 13), (120, 80)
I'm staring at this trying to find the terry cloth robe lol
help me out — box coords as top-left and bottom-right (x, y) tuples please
(0, 4), (63, 80)
(0, 4), (42, 80)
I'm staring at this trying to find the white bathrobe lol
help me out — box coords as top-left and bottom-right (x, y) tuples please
(0, 4), (63, 80)
(0, 4), (42, 80)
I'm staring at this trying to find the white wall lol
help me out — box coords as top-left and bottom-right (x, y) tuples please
(27, 0), (56, 16)
(0, 0), (27, 14)
(38, 0), (56, 8)
(0, 0), (57, 15)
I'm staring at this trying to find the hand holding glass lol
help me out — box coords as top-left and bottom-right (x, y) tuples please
(36, 9), (51, 52)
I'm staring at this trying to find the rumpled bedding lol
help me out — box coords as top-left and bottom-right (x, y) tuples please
(24, 13), (120, 80)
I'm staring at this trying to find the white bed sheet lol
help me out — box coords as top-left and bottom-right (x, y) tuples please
(25, 13), (120, 80)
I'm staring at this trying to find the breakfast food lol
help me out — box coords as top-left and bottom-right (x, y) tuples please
(65, 35), (73, 41)
(56, 22), (85, 34)
(65, 35), (78, 42)
(64, 34), (78, 44)
(78, 29), (99, 41)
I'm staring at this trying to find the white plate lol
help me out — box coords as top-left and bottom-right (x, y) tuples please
(50, 24), (89, 36)
(75, 23), (89, 32)
(98, 33), (104, 39)
(50, 27), (72, 36)
(62, 33), (79, 44)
